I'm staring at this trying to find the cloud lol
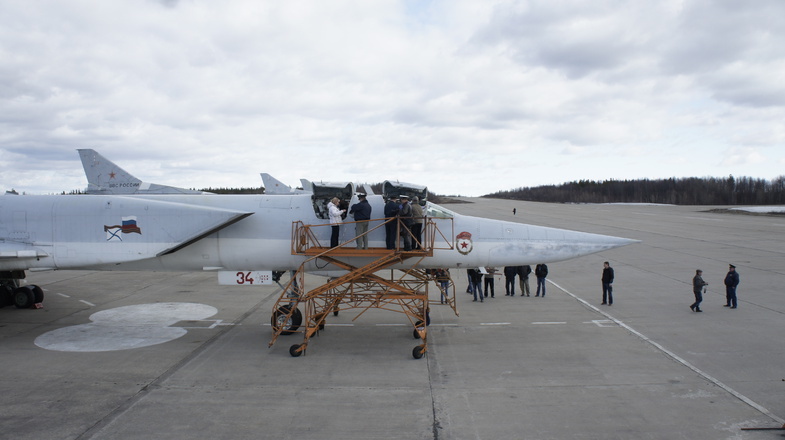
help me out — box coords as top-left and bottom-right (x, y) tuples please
(1, 0), (785, 196)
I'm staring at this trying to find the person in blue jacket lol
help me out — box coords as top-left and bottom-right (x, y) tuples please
(724, 264), (740, 308)
(349, 193), (372, 249)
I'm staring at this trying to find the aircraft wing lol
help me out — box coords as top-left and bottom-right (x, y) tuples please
(0, 242), (49, 260)
(0, 195), (253, 271)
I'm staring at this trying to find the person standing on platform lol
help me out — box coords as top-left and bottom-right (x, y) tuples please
(397, 195), (414, 251)
(384, 196), (399, 249)
(327, 197), (345, 248)
(601, 261), (614, 305)
(349, 193), (372, 249)
(724, 264), (740, 308)
(411, 197), (424, 249)
(691, 269), (707, 312)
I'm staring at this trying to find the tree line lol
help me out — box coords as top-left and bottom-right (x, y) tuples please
(484, 176), (785, 205)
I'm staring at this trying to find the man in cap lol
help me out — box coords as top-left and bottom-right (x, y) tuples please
(723, 264), (740, 308)
(349, 193), (372, 249)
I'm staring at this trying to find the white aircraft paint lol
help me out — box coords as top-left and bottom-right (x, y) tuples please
(34, 302), (217, 352)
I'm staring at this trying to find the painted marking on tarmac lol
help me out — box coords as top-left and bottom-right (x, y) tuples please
(550, 280), (785, 425)
(35, 303), (218, 352)
(480, 322), (510, 326)
(57, 293), (70, 298)
(79, 300), (95, 307)
(532, 322), (566, 325)
(584, 319), (616, 327)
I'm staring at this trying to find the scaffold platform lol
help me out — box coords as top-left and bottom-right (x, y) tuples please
(268, 217), (458, 358)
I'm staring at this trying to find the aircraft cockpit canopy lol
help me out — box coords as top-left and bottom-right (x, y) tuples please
(383, 181), (427, 206)
(426, 203), (454, 219)
(310, 181), (354, 220)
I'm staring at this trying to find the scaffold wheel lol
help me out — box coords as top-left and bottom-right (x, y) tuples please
(412, 345), (425, 359)
(289, 344), (305, 357)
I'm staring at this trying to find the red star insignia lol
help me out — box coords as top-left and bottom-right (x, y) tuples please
(109, 171), (116, 179)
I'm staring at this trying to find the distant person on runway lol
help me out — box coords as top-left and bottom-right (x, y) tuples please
(724, 264), (740, 308)
(601, 261), (614, 305)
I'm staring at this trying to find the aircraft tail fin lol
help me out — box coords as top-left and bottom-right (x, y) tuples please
(78, 149), (205, 195)
(261, 173), (294, 194)
(79, 149), (142, 194)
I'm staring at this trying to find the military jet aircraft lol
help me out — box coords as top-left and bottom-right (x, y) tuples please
(1, 151), (637, 312)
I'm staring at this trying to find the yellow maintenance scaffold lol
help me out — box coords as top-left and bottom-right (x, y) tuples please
(269, 216), (458, 359)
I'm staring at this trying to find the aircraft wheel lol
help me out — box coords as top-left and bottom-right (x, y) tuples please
(31, 285), (44, 303)
(412, 346), (425, 359)
(13, 286), (35, 309)
(271, 305), (302, 335)
(289, 344), (305, 357)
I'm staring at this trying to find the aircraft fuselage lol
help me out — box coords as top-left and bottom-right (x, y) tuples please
(0, 193), (636, 274)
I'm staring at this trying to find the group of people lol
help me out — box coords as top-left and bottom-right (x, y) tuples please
(384, 195), (424, 251)
(598, 261), (741, 312)
(466, 264), (549, 303)
(690, 264), (740, 312)
(326, 193), (425, 250)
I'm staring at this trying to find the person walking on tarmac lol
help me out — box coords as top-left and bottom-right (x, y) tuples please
(691, 269), (708, 312)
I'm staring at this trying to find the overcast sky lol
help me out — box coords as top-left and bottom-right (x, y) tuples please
(2, 0), (784, 197)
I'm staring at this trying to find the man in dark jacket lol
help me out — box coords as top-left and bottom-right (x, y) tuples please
(504, 266), (517, 296)
(535, 264), (548, 297)
(517, 265), (532, 297)
(724, 264), (740, 308)
(601, 261), (614, 305)
(349, 193), (372, 249)
(384, 196), (400, 249)
(397, 195), (414, 251)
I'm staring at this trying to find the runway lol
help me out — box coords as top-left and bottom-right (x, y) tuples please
(2, 199), (784, 439)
